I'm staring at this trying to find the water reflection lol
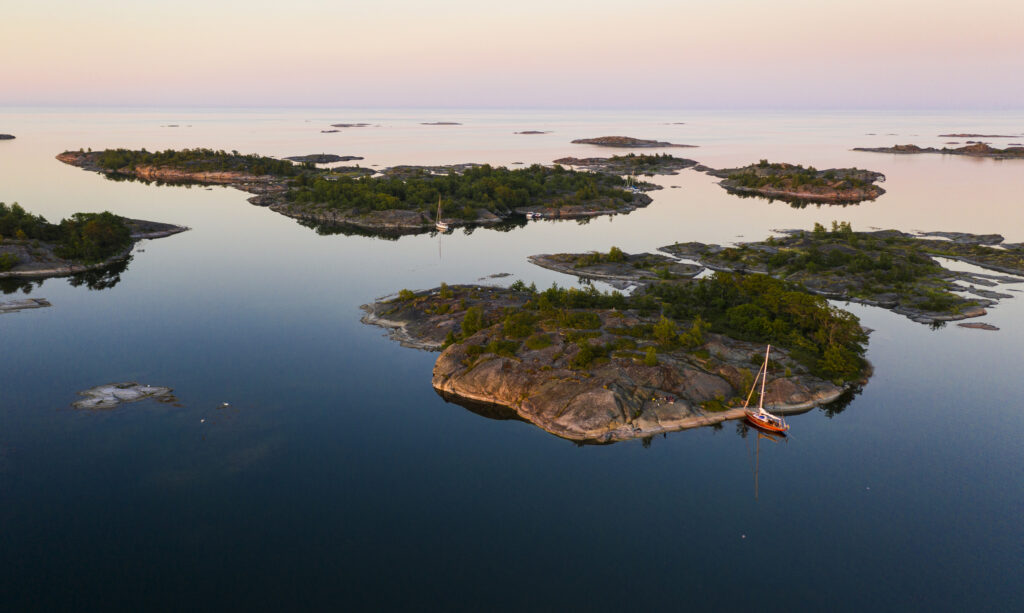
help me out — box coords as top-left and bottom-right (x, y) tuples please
(0, 259), (129, 294)
(724, 190), (875, 209)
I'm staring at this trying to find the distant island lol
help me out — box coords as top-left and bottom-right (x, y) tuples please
(515, 131), (550, 135)
(421, 122), (461, 126)
(571, 136), (696, 148)
(330, 123), (372, 128)
(284, 154), (364, 163)
(702, 161), (886, 204)
(362, 263), (870, 442)
(0, 201), (187, 279)
(0, 134), (14, 140)
(853, 143), (1024, 159)
(660, 222), (1023, 325)
(553, 153), (698, 175)
(938, 133), (1019, 138)
(58, 148), (654, 236)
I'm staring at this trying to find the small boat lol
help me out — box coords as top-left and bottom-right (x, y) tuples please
(525, 211), (543, 220)
(743, 345), (790, 433)
(435, 195), (450, 232)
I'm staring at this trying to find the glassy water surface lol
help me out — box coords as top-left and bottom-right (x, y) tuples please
(1, 108), (1022, 610)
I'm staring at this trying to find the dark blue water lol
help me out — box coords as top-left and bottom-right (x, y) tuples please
(1, 109), (1022, 611)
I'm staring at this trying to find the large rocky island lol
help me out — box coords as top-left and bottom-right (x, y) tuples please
(58, 148), (654, 236)
(853, 143), (1024, 159)
(661, 223), (1023, 325)
(0, 201), (186, 279)
(362, 257), (870, 443)
(703, 161), (886, 204)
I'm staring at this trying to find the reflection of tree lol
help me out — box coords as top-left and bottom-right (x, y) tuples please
(67, 258), (130, 290)
(0, 277), (43, 295)
(726, 190), (859, 209)
(929, 320), (947, 331)
(820, 385), (863, 418)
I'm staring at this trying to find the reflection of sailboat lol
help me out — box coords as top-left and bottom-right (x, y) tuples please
(751, 428), (785, 500)
(743, 345), (790, 433)
(435, 195), (450, 232)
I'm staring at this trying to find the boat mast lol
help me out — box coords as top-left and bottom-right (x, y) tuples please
(759, 345), (770, 412)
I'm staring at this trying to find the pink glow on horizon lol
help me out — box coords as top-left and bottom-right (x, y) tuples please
(3, 0), (1022, 108)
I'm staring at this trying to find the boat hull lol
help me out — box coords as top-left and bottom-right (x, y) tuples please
(745, 410), (789, 433)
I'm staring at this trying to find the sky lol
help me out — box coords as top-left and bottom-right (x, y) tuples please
(3, 0), (1023, 109)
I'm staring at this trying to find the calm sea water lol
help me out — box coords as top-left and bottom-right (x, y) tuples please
(1, 108), (1022, 611)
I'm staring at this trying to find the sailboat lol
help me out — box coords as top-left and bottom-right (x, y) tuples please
(743, 345), (790, 433)
(435, 195), (450, 232)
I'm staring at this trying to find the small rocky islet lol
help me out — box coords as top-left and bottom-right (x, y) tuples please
(854, 143), (1024, 159)
(701, 161), (886, 204)
(362, 247), (872, 443)
(571, 135), (695, 148)
(0, 134), (15, 140)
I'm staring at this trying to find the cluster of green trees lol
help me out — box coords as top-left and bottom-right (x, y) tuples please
(608, 153), (680, 169)
(574, 246), (626, 267)
(449, 273), (867, 383)
(0, 202), (59, 241)
(287, 164), (632, 220)
(55, 212), (132, 262)
(0, 202), (132, 263)
(728, 163), (869, 190)
(95, 148), (299, 177)
(644, 272), (867, 383)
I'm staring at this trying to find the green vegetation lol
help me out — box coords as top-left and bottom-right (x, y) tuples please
(0, 253), (18, 271)
(677, 222), (1000, 316)
(96, 148), (299, 177)
(444, 273), (866, 383)
(287, 163), (633, 221)
(574, 246), (626, 267)
(726, 162), (869, 191)
(643, 272), (867, 383)
(0, 202), (132, 264)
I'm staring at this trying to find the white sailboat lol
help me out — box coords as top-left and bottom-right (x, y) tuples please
(435, 195), (450, 232)
(743, 345), (789, 433)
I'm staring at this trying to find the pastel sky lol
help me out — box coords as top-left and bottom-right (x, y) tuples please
(4, 0), (1022, 108)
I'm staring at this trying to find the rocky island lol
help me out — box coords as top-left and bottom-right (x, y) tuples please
(528, 247), (702, 288)
(571, 136), (696, 148)
(937, 133), (1019, 138)
(703, 161), (886, 204)
(553, 153), (699, 175)
(0, 201), (187, 279)
(284, 154), (364, 164)
(853, 143), (1024, 159)
(58, 148), (654, 236)
(660, 222), (1023, 325)
(72, 383), (176, 410)
(0, 134), (14, 140)
(362, 262), (870, 443)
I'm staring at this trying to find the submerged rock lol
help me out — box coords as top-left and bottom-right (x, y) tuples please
(0, 298), (51, 314)
(72, 383), (176, 410)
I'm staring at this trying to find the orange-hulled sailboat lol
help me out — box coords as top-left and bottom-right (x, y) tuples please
(743, 345), (790, 433)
